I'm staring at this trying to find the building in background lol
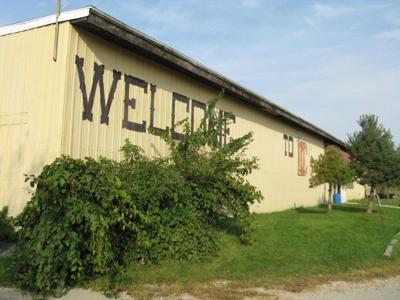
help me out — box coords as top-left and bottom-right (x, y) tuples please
(0, 7), (364, 215)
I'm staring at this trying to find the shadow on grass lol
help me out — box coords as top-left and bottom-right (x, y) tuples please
(333, 205), (371, 213)
(217, 218), (242, 237)
(295, 206), (326, 214)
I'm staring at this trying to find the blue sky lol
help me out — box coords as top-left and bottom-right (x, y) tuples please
(1, 0), (399, 144)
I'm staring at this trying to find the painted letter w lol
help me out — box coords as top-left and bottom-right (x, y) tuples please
(75, 55), (121, 124)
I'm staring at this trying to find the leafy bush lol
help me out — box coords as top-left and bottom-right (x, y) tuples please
(13, 95), (261, 295)
(155, 96), (262, 243)
(14, 157), (144, 295)
(0, 207), (16, 242)
(118, 147), (218, 262)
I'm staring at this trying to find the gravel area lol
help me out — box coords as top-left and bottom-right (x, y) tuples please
(273, 276), (400, 300)
(1, 276), (400, 299)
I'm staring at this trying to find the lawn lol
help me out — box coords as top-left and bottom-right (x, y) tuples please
(381, 198), (400, 206)
(88, 202), (400, 298)
(350, 197), (400, 207)
(2, 202), (400, 298)
(0, 257), (13, 287)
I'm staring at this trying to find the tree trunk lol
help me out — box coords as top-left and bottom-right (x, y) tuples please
(367, 186), (375, 214)
(327, 184), (333, 214)
(327, 199), (332, 214)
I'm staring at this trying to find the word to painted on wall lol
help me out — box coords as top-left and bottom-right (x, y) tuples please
(75, 55), (235, 144)
(283, 133), (309, 176)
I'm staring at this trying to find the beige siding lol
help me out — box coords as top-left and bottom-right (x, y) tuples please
(346, 182), (365, 200)
(0, 23), (70, 215)
(0, 22), (363, 216)
(62, 26), (328, 213)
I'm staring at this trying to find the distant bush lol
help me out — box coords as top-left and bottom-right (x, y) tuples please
(0, 207), (16, 242)
(13, 95), (261, 296)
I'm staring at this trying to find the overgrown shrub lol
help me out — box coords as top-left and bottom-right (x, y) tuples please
(0, 207), (16, 242)
(118, 146), (218, 262)
(14, 157), (144, 295)
(155, 96), (263, 243)
(13, 94), (262, 295)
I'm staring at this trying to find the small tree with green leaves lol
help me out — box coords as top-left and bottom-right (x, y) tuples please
(378, 147), (400, 198)
(347, 115), (398, 214)
(150, 93), (263, 242)
(310, 145), (354, 214)
(389, 147), (400, 191)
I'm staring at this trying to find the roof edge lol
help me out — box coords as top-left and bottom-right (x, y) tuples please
(85, 7), (347, 148)
(0, 6), (347, 149)
(0, 6), (91, 36)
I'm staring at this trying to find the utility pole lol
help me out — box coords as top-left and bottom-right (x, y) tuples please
(53, 0), (61, 61)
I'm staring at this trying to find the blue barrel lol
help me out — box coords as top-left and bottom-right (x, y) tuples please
(333, 193), (341, 204)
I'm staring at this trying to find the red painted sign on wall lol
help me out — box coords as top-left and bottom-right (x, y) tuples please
(298, 141), (307, 176)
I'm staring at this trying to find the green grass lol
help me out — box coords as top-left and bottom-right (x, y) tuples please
(0, 257), (14, 287)
(3, 202), (400, 297)
(87, 202), (400, 297)
(350, 197), (400, 207)
(380, 198), (400, 206)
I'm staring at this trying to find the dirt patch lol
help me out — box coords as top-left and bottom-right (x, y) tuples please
(2, 276), (400, 299)
(137, 276), (400, 300)
(122, 271), (400, 300)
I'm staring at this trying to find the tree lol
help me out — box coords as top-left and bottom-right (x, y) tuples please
(392, 147), (400, 187)
(378, 147), (400, 197)
(385, 147), (400, 195)
(347, 114), (398, 214)
(310, 145), (354, 214)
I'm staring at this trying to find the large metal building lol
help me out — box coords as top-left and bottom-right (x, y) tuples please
(0, 7), (364, 216)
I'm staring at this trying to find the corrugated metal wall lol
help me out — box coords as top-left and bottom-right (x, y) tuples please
(62, 26), (327, 213)
(0, 23), (70, 215)
(1, 22), (363, 215)
(345, 182), (365, 200)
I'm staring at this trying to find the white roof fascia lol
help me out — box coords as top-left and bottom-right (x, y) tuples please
(0, 6), (91, 36)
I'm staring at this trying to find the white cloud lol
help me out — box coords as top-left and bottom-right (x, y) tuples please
(271, 58), (400, 144)
(389, 13), (400, 25)
(121, 2), (192, 33)
(376, 28), (400, 41)
(62, 0), (70, 9)
(292, 30), (306, 38)
(313, 3), (354, 18)
(239, 0), (261, 9)
(118, 1), (234, 38)
(304, 3), (354, 28)
(304, 16), (315, 26)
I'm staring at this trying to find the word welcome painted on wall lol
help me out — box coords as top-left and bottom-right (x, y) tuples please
(75, 55), (235, 144)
